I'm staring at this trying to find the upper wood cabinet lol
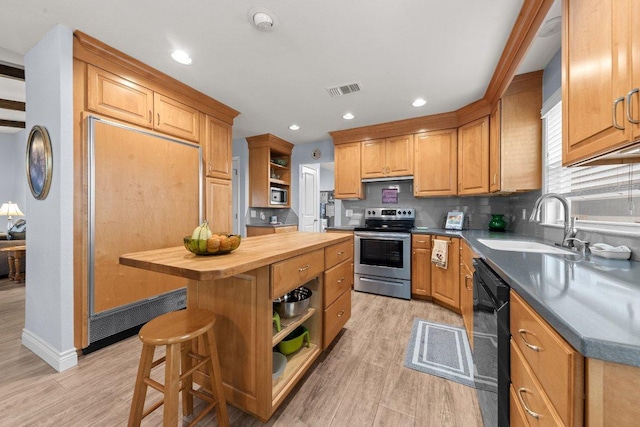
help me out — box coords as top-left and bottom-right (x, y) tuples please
(414, 129), (458, 197)
(247, 134), (293, 208)
(204, 115), (232, 180)
(87, 65), (153, 128)
(87, 64), (200, 142)
(361, 134), (414, 178)
(153, 93), (200, 142)
(489, 72), (542, 193)
(334, 142), (364, 199)
(563, 0), (640, 165)
(458, 116), (490, 195)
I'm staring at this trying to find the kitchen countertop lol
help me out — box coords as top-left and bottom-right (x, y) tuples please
(413, 228), (640, 367)
(246, 223), (297, 228)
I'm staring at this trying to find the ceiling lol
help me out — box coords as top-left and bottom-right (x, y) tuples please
(0, 0), (561, 144)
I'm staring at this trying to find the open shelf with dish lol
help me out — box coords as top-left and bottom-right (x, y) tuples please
(272, 307), (316, 346)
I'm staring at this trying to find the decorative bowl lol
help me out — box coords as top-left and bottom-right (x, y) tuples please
(273, 286), (312, 318)
(183, 234), (241, 256)
(273, 352), (287, 381)
(278, 326), (310, 355)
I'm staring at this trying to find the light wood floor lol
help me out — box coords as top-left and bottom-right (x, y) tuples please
(0, 277), (483, 426)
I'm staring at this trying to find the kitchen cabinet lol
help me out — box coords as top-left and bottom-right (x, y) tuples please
(586, 359), (640, 426)
(413, 129), (458, 197)
(459, 241), (474, 347)
(334, 142), (364, 199)
(430, 236), (460, 312)
(246, 225), (297, 237)
(510, 291), (584, 427)
(322, 238), (353, 348)
(153, 93), (200, 142)
(247, 134), (293, 208)
(204, 115), (232, 180)
(563, 0), (640, 165)
(411, 235), (431, 298)
(458, 116), (490, 195)
(361, 134), (414, 178)
(87, 65), (200, 142)
(489, 72), (542, 193)
(205, 177), (232, 233)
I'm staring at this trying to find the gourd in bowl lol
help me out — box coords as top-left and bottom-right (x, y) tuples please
(184, 221), (241, 255)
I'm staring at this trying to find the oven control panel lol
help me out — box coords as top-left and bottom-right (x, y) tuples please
(364, 207), (415, 220)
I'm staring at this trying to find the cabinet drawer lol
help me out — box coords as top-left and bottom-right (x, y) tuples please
(511, 340), (564, 426)
(411, 234), (431, 250)
(511, 291), (582, 426)
(460, 240), (476, 271)
(510, 385), (531, 427)
(325, 239), (353, 269)
(324, 259), (353, 308)
(323, 288), (351, 348)
(271, 249), (324, 298)
(87, 65), (153, 128)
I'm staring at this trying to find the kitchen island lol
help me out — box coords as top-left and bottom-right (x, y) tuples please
(119, 232), (352, 422)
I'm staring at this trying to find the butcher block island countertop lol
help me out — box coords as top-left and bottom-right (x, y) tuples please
(120, 232), (353, 422)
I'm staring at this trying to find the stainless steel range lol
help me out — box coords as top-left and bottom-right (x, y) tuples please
(354, 207), (415, 300)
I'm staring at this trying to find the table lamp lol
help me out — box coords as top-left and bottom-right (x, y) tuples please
(0, 201), (24, 239)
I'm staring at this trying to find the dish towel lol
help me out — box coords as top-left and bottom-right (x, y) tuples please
(431, 239), (448, 269)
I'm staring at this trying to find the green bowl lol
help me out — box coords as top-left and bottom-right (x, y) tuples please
(278, 326), (309, 355)
(183, 234), (241, 256)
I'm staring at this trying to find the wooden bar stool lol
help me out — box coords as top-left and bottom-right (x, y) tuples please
(128, 309), (229, 427)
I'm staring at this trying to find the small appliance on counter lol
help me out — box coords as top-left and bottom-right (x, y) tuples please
(270, 215), (278, 225)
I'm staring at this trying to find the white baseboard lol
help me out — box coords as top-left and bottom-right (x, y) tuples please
(21, 328), (78, 372)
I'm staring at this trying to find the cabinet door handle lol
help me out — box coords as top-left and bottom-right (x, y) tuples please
(613, 96), (626, 130)
(627, 88), (640, 124)
(465, 274), (472, 290)
(298, 265), (310, 272)
(148, 110), (152, 123)
(493, 173), (497, 185)
(337, 310), (345, 318)
(157, 112), (161, 126)
(337, 277), (345, 283)
(518, 328), (541, 352)
(517, 388), (542, 419)
(337, 251), (345, 255)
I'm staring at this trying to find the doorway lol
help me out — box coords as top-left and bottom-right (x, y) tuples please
(299, 165), (319, 232)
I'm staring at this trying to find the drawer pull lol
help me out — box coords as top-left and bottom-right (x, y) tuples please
(337, 277), (345, 283)
(518, 329), (541, 352)
(416, 240), (427, 243)
(517, 388), (542, 419)
(337, 310), (345, 318)
(337, 251), (345, 255)
(298, 265), (310, 272)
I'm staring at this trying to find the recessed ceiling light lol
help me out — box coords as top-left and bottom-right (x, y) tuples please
(248, 7), (277, 32)
(412, 98), (427, 107)
(171, 50), (192, 65)
(289, 124), (300, 131)
(343, 112), (355, 120)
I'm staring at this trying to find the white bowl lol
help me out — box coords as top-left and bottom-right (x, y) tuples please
(273, 352), (287, 381)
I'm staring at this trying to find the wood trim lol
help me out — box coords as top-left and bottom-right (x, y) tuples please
(0, 63), (25, 80)
(484, 0), (555, 106)
(504, 70), (544, 96)
(73, 31), (240, 124)
(330, 0), (554, 144)
(0, 119), (25, 129)
(0, 99), (25, 111)
(245, 133), (294, 152)
(330, 111), (457, 145)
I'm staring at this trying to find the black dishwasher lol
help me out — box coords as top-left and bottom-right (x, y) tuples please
(473, 258), (510, 427)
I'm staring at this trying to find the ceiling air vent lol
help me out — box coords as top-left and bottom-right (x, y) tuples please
(326, 82), (362, 97)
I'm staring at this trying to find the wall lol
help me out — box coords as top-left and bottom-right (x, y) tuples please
(22, 25), (77, 371)
(542, 49), (561, 101)
(0, 131), (27, 218)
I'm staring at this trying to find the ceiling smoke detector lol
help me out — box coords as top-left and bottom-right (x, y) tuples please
(538, 16), (561, 37)
(248, 7), (277, 32)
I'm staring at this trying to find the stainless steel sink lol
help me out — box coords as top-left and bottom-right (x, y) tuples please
(477, 238), (574, 254)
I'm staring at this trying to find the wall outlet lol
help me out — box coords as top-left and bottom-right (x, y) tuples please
(260, 212), (266, 220)
(250, 210), (256, 218)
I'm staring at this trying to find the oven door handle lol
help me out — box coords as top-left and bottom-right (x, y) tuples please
(359, 277), (406, 287)
(355, 232), (410, 240)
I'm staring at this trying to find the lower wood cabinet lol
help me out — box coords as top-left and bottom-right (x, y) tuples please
(459, 241), (475, 347)
(246, 225), (297, 237)
(411, 235), (432, 298)
(510, 290), (584, 426)
(322, 237), (353, 348)
(431, 236), (460, 312)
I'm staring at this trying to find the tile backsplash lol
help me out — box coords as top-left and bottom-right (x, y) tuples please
(340, 181), (640, 261)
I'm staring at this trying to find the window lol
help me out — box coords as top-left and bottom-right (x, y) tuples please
(542, 97), (640, 235)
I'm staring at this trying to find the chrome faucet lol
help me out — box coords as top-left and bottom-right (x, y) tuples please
(529, 193), (578, 249)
